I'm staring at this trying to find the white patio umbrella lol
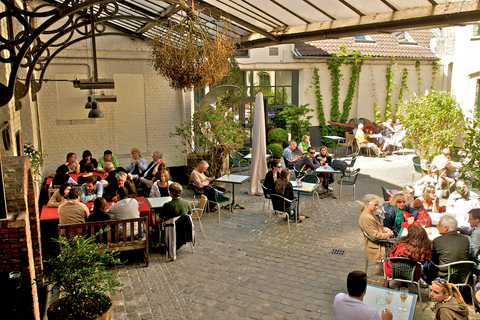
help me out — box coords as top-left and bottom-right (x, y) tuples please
(249, 92), (268, 195)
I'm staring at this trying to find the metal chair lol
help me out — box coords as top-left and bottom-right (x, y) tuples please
(204, 185), (231, 222)
(230, 151), (248, 172)
(381, 202), (389, 220)
(293, 162), (306, 179)
(412, 156), (423, 183)
(300, 174), (321, 208)
(436, 260), (476, 306)
(270, 194), (297, 232)
(381, 186), (390, 201)
(336, 168), (361, 199)
(190, 195), (207, 239)
(361, 228), (389, 272)
(345, 152), (358, 173)
(383, 256), (427, 309)
(260, 179), (273, 219)
(283, 155), (295, 169)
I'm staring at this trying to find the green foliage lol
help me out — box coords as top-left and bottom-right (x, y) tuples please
(171, 102), (247, 176)
(312, 67), (325, 127)
(415, 60), (422, 93)
(327, 59), (343, 123)
(267, 143), (284, 158)
(395, 68), (409, 117)
(374, 103), (382, 124)
(24, 142), (46, 183)
(268, 128), (288, 144)
(341, 50), (362, 123)
(278, 104), (313, 143)
(397, 91), (465, 161)
(431, 59), (440, 91)
(252, 86), (287, 106)
(215, 58), (247, 109)
(460, 113), (480, 188)
(384, 64), (396, 121)
(44, 230), (122, 319)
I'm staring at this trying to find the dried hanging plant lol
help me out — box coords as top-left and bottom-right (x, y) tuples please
(151, 6), (237, 91)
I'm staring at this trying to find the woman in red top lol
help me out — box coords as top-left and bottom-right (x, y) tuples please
(384, 224), (432, 280)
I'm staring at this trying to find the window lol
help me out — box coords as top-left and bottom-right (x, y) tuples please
(354, 35), (375, 43)
(258, 72), (271, 87)
(234, 50), (249, 57)
(392, 31), (417, 45)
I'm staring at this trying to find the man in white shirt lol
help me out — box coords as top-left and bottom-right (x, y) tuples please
(333, 270), (392, 320)
(446, 180), (479, 230)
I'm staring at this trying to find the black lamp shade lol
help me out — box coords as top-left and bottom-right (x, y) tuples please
(85, 96), (94, 109)
(88, 100), (104, 118)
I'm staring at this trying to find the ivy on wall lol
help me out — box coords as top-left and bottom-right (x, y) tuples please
(431, 59), (439, 90)
(384, 64), (396, 121)
(341, 51), (362, 124)
(327, 58), (343, 123)
(397, 68), (409, 106)
(312, 67), (326, 127)
(415, 60), (422, 93)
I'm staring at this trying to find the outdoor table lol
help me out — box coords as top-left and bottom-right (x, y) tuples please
(45, 172), (106, 189)
(322, 135), (345, 154)
(215, 174), (251, 210)
(363, 284), (417, 320)
(243, 153), (271, 174)
(368, 133), (384, 146)
(315, 165), (342, 198)
(292, 181), (318, 214)
(146, 196), (172, 210)
(399, 226), (440, 241)
(40, 196), (153, 226)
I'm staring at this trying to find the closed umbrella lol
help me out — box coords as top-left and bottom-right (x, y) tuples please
(249, 92), (268, 195)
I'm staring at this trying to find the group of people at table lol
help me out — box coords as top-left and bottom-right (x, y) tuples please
(46, 149), (194, 235)
(358, 148), (479, 319)
(353, 118), (406, 158)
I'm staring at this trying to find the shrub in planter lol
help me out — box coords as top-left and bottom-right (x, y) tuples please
(44, 230), (122, 320)
(267, 143), (283, 158)
(268, 128), (288, 144)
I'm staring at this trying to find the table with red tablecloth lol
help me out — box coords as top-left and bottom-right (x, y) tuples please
(40, 196), (154, 227)
(45, 172), (106, 189)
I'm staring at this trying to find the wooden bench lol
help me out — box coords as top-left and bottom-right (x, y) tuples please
(58, 217), (149, 267)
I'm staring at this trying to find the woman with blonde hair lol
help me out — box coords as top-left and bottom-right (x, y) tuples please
(298, 135), (311, 156)
(414, 185), (441, 213)
(402, 185), (415, 206)
(383, 193), (418, 235)
(126, 148), (147, 176)
(430, 278), (468, 319)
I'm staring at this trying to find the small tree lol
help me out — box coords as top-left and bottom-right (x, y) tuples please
(459, 113), (480, 188)
(278, 104), (313, 143)
(396, 91), (464, 161)
(171, 102), (247, 177)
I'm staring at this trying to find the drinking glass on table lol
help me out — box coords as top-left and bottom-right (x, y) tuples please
(420, 217), (427, 228)
(385, 291), (393, 309)
(399, 287), (408, 312)
(226, 170), (230, 180)
(220, 170), (224, 178)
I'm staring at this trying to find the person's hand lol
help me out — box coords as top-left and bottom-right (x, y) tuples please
(407, 216), (415, 225)
(208, 176), (215, 182)
(381, 308), (393, 320)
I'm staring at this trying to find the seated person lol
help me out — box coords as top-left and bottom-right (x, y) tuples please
(333, 270), (392, 320)
(107, 187), (140, 238)
(126, 148), (147, 176)
(359, 195), (394, 263)
(355, 123), (383, 157)
(58, 188), (90, 224)
(402, 185), (415, 206)
(88, 197), (115, 222)
(468, 209), (480, 267)
(51, 165), (77, 187)
(431, 148), (456, 190)
(413, 185), (441, 213)
(297, 147), (320, 174)
(77, 162), (100, 185)
(274, 169), (305, 222)
(157, 182), (192, 222)
(80, 175), (104, 203)
(102, 162), (129, 185)
(97, 150), (119, 173)
(416, 165), (446, 192)
(65, 152), (80, 174)
(446, 180), (479, 230)
(427, 215), (469, 280)
(103, 171), (137, 201)
(384, 224), (432, 281)
(282, 141), (302, 167)
(47, 182), (71, 208)
(377, 122), (391, 149)
(298, 135), (311, 156)
(190, 160), (219, 211)
(264, 160), (281, 191)
(316, 146), (334, 189)
(149, 169), (172, 197)
(136, 151), (164, 196)
(381, 125), (406, 154)
(383, 193), (418, 235)
(79, 150), (98, 173)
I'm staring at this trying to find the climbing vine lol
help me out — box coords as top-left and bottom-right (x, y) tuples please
(312, 67), (325, 127)
(415, 60), (422, 93)
(384, 64), (396, 121)
(370, 66), (381, 123)
(431, 59), (439, 90)
(341, 50), (362, 124)
(327, 58), (343, 123)
(394, 68), (409, 118)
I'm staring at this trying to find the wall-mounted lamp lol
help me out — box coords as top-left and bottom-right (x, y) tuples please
(88, 100), (104, 118)
(85, 95), (94, 109)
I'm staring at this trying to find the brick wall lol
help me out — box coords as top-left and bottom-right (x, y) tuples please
(0, 156), (42, 320)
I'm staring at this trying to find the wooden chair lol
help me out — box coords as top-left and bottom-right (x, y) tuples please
(191, 195), (206, 239)
(355, 138), (372, 157)
(338, 133), (355, 155)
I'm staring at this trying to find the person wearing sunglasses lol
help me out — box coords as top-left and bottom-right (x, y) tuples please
(264, 160), (282, 192)
(297, 147), (320, 175)
(430, 278), (468, 319)
(383, 193), (418, 235)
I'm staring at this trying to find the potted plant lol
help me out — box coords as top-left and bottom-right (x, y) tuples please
(396, 91), (465, 162)
(267, 143), (283, 159)
(44, 231), (122, 320)
(278, 103), (313, 143)
(268, 128), (288, 146)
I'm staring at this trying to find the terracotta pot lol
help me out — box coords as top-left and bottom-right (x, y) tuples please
(47, 297), (112, 320)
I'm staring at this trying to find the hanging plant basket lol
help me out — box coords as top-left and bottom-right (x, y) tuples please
(151, 4), (237, 91)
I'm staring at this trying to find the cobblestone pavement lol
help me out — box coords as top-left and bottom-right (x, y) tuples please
(110, 150), (480, 320)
